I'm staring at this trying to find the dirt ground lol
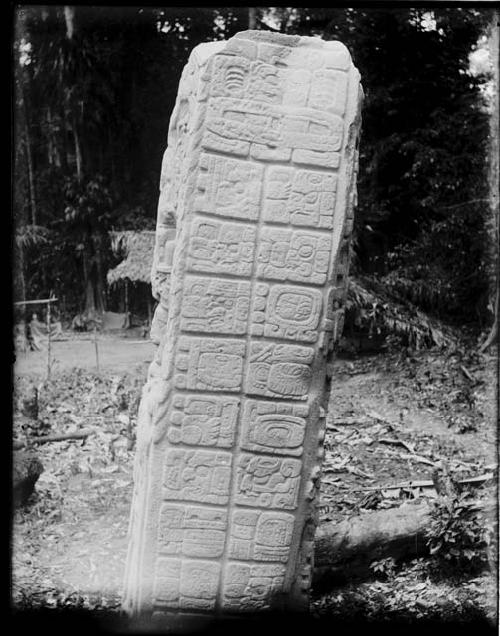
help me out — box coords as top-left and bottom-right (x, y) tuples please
(13, 334), (156, 377)
(11, 335), (499, 627)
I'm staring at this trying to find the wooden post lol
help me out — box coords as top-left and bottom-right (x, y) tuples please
(94, 326), (100, 372)
(46, 301), (51, 379)
(248, 7), (257, 29)
(125, 279), (129, 316)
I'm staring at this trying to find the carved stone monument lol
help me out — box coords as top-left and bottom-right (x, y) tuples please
(123, 30), (362, 627)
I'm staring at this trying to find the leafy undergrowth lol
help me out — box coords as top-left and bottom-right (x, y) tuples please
(12, 368), (144, 611)
(320, 348), (496, 520)
(11, 346), (498, 627)
(312, 560), (497, 623)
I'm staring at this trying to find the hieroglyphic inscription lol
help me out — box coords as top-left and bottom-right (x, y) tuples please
(154, 558), (220, 610)
(210, 56), (282, 105)
(166, 394), (239, 448)
(235, 453), (302, 509)
(162, 449), (232, 505)
(187, 217), (256, 277)
(246, 342), (314, 400)
(228, 510), (295, 562)
(158, 504), (227, 558)
(193, 154), (264, 221)
(263, 167), (337, 229)
(257, 229), (331, 284)
(204, 99), (343, 156)
(251, 283), (323, 342)
(181, 277), (251, 335)
(241, 400), (308, 456)
(124, 30), (362, 624)
(174, 337), (245, 392)
(222, 563), (286, 611)
(309, 69), (348, 115)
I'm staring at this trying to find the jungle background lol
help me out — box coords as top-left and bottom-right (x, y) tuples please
(12, 5), (499, 633)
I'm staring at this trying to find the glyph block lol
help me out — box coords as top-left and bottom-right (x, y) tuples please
(166, 394), (239, 448)
(240, 400), (308, 456)
(123, 29), (362, 627)
(181, 276), (251, 335)
(157, 504), (228, 558)
(263, 167), (337, 229)
(187, 217), (257, 277)
(162, 449), (232, 505)
(257, 228), (332, 284)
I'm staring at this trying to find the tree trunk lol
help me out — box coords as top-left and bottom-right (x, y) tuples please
(64, 5), (75, 40)
(93, 233), (106, 313)
(14, 240), (27, 304)
(125, 279), (129, 316)
(82, 248), (96, 315)
(46, 107), (61, 168)
(313, 500), (496, 589)
(72, 115), (83, 182)
(248, 7), (257, 29)
(61, 105), (69, 171)
(480, 291), (498, 352)
(480, 10), (499, 352)
(21, 83), (37, 226)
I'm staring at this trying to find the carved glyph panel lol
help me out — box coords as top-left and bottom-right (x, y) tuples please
(240, 400), (308, 456)
(308, 69), (348, 115)
(263, 167), (337, 229)
(162, 449), (232, 505)
(204, 98), (343, 158)
(222, 563), (286, 611)
(228, 509), (295, 562)
(181, 276), (251, 335)
(235, 453), (302, 510)
(257, 228), (331, 285)
(187, 217), (257, 277)
(153, 558), (221, 611)
(123, 29), (362, 623)
(246, 342), (315, 400)
(158, 504), (228, 558)
(166, 394), (240, 448)
(174, 337), (245, 392)
(250, 282), (323, 342)
(193, 153), (264, 221)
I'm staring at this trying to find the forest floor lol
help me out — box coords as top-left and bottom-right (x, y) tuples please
(11, 334), (499, 630)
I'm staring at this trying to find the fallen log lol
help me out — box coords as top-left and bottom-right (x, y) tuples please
(351, 472), (495, 492)
(12, 429), (93, 450)
(313, 499), (496, 590)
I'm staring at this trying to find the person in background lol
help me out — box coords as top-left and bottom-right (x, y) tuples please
(28, 313), (44, 351)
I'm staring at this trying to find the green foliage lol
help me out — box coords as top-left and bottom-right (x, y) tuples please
(15, 225), (51, 249)
(383, 201), (491, 324)
(62, 174), (114, 229)
(14, 6), (251, 314)
(369, 557), (397, 580)
(13, 7), (494, 328)
(285, 8), (492, 327)
(426, 493), (495, 573)
(344, 277), (457, 350)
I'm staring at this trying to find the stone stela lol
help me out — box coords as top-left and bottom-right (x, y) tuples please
(123, 30), (362, 628)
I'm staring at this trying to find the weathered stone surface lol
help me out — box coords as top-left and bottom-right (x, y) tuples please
(123, 30), (362, 626)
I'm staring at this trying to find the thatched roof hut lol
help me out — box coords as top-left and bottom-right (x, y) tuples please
(107, 231), (155, 286)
